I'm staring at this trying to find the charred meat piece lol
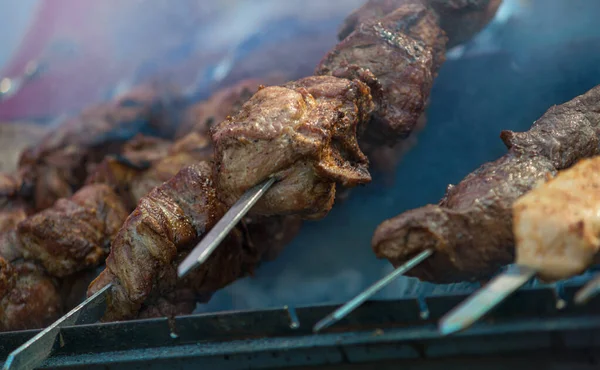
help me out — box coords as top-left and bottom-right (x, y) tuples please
(18, 85), (181, 211)
(514, 156), (600, 282)
(88, 162), (226, 320)
(176, 78), (285, 139)
(212, 75), (373, 219)
(338, 0), (502, 48)
(0, 260), (62, 332)
(129, 132), (213, 205)
(116, 134), (173, 169)
(87, 131), (212, 209)
(372, 85), (600, 283)
(317, 4), (447, 146)
(88, 161), (303, 321)
(16, 184), (129, 277)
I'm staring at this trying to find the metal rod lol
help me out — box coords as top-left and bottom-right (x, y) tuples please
(177, 177), (276, 278)
(3, 283), (111, 370)
(313, 249), (434, 333)
(574, 274), (600, 305)
(438, 265), (537, 336)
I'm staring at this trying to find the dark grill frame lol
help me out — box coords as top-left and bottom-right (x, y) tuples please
(1, 282), (599, 369)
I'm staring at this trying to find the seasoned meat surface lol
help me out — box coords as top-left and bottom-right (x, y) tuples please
(88, 162), (225, 320)
(317, 4), (446, 146)
(18, 85), (180, 211)
(17, 184), (129, 277)
(514, 156), (600, 282)
(0, 261), (62, 332)
(176, 78), (285, 139)
(212, 75), (373, 218)
(338, 0), (501, 48)
(373, 85), (600, 283)
(88, 161), (304, 321)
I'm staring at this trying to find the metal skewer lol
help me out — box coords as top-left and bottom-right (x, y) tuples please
(4, 178), (275, 369)
(313, 249), (434, 333)
(3, 283), (111, 370)
(574, 274), (600, 305)
(178, 177), (276, 278)
(438, 264), (537, 336)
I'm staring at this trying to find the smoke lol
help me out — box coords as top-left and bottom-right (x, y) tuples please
(2, 0), (599, 314)
(197, 0), (600, 313)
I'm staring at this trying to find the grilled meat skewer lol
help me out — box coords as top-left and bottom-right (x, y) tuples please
(89, 0), (499, 319)
(373, 84), (600, 283)
(513, 156), (600, 282)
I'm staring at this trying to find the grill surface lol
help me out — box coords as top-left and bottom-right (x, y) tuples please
(1, 282), (599, 369)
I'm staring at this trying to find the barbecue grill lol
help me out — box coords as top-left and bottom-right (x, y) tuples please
(2, 0), (600, 368)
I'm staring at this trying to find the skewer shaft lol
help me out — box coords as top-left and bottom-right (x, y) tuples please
(574, 274), (600, 305)
(3, 283), (111, 370)
(313, 249), (434, 333)
(438, 265), (536, 336)
(177, 177), (276, 278)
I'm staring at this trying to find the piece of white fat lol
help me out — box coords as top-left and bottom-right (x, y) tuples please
(513, 156), (600, 281)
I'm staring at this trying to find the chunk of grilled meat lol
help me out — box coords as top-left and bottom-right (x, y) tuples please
(372, 84), (600, 283)
(317, 3), (447, 146)
(16, 184), (129, 278)
(0, 260), (62, 332)
(87, 162), (225, 320)
(514, 156), (600, 282)
(115, 134), (173, 169)
(87, 131), (212, 210)
(338, 0), (502, 48)
(175, 79), (284, 139)
(88, 161), (303, 321)
(18, 85), (181, 211)
(212, 75), (373, 219)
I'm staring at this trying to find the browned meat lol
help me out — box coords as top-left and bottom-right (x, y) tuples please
(116, 134), (173, 169)
(0, 260), (62, 332)
(88, 160), (303, 321)
(129, 132), (213, 205)
(16, 184), (129, 278)
(17, 84), (181, 212)
(338, 0), (502, 48)
(88, 162), (225, 320)
(176, 78), (286, 139)
(212, 75), (373, 219)
(87, 131), (213, 210)
(372, 85), (600, 283)
(317, 3), (447, 146)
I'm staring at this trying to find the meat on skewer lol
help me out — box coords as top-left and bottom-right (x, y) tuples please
(215, 0), (500, 218)
(373, 84), (600, 283)
(338, 0), (502, 48)
(16, 184), (129, 278)
(0, 258), (62, 332)
(212, 75), (374, 219)
(88, 161), (302, 321)
(10, 84), (183, 212)
(513, 156), (600, 282)
(88, 0), (500, 319)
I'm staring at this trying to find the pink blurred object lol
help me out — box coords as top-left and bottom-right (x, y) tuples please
(0, 0), (217, 121)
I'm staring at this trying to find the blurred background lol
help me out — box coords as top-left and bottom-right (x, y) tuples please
(1, 0), (600, 313)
